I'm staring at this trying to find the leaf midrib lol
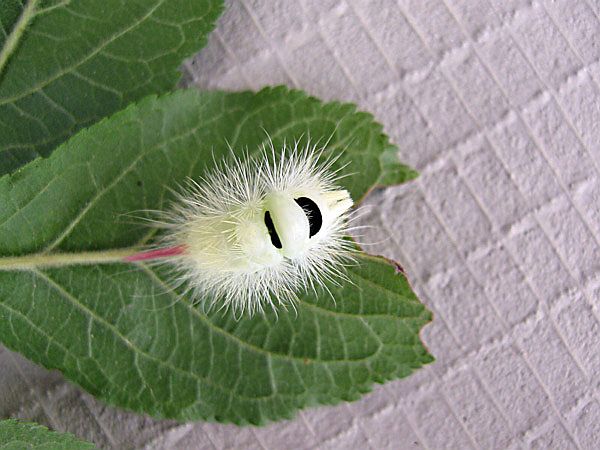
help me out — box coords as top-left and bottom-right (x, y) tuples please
(0, 0), (40, 80)
(0, 246), (423, 321)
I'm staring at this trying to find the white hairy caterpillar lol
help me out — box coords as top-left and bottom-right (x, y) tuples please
(127, 140), (355, 316)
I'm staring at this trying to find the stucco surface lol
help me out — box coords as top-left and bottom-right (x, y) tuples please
(2, 1), (600, 448)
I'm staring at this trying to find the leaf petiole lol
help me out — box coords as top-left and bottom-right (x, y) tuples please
(0, 247), (148, 271)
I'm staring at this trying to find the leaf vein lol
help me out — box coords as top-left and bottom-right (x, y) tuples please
(139, 265), (378, 364)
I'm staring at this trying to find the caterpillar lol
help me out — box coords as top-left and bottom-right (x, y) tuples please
(128, 140), (355, 316)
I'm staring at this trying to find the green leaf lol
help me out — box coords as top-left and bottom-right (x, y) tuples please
(0, 419), (95, 449)
(0, 0), (224, 175)
(0, 87), (432, 424)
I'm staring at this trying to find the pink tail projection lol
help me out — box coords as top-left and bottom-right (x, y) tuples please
(124, 245), (187, 262)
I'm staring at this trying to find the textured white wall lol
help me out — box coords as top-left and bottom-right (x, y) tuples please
(2, 0), (600, 448)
